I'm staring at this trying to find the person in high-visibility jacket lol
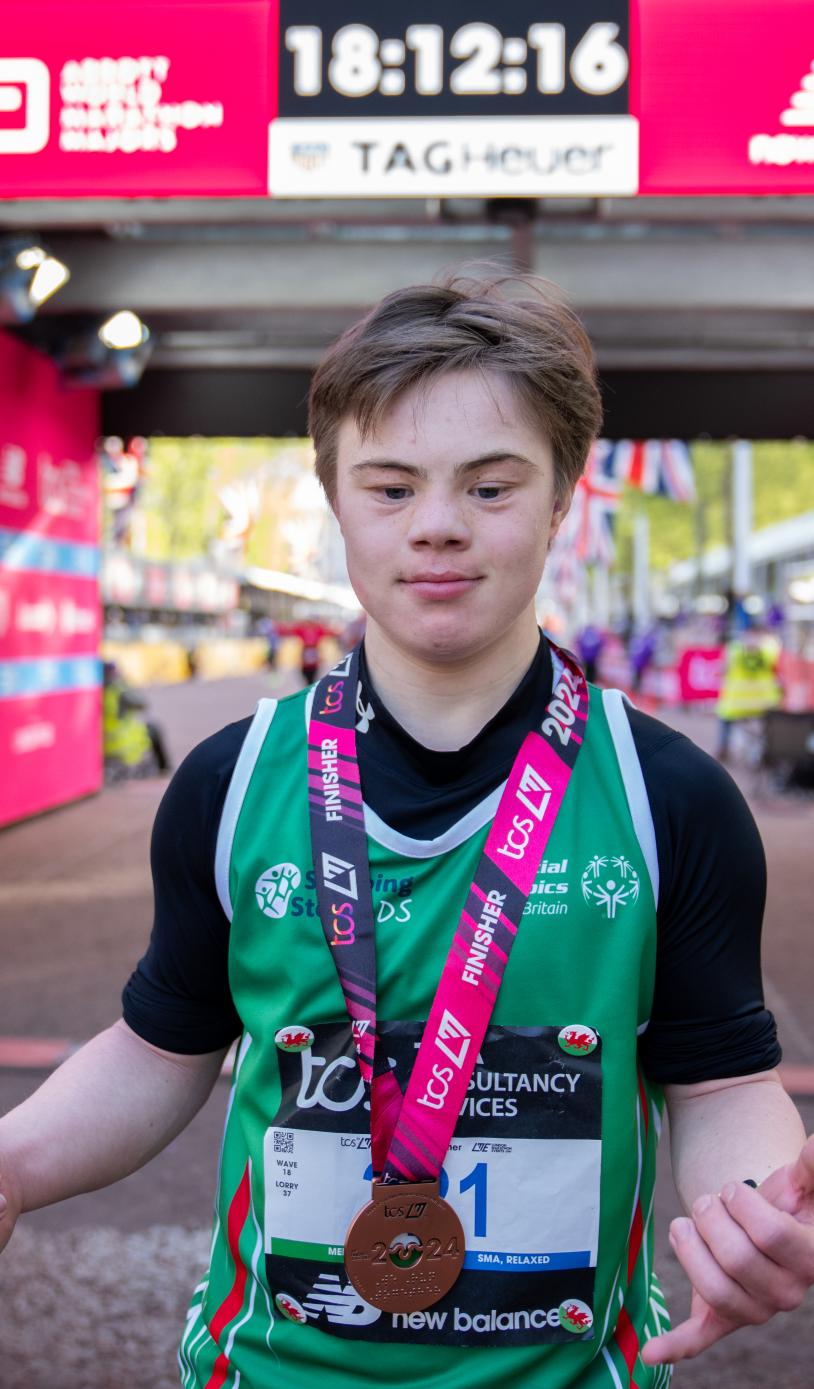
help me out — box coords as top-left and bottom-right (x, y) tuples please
(102, 661), (169, 774)
(716, 627), (782, 760)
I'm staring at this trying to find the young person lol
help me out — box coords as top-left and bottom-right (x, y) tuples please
(1, 275), (812, 1389)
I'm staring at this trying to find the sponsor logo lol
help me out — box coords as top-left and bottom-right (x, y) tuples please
(558, 1025), (598, 1057)
(330, 652), (353, 679)
(557, 1299), (594, 1334)
(292, 141), (329, 172)
(391, 1304), (567, 1333)
(329, 899), (356, 948)
(434, 1009), (471, 1068)
(275, 1291), (308, 1324)
(295, 1047), (365, 1113)
(255, 863), (302, 920)
(274, 1025), (314, 1053)
(356, 683), (374, 734)
(0, 58), (50, 155)
(580, 854), (640, 920)
(319, 682), (344, 717)
(321, 851), (358, 900)
(302, 1272), (380, 1326)
(749, 60), (814, 166)
(516, 763), (552, 821)
(416, 1010), (478, 1110)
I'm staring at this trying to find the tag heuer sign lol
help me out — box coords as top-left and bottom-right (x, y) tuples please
(269, 0), (638, 198)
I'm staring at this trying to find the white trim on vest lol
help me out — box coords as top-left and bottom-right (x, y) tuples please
(304, 665), (505, 858)
(363, 784), (506, 859)
(215, 699), (278, 921)
(602, 687), (660, 910)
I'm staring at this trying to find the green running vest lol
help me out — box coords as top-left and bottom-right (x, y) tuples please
(179, 681), (671, 1389)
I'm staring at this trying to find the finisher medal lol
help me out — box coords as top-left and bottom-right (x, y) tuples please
(344, 1180), (465, 1312)
(307, 644), (589, 1314)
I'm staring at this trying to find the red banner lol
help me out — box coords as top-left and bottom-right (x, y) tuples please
(1, 2), (813, 199)
(0, 0), (275, 198)
(677, 647), (725, 702)
(0, 330), (102, 828)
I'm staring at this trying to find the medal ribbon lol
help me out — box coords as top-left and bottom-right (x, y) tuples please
(307, 642), (588, 1183)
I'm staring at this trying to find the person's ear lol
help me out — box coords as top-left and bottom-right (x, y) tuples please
(547, 492), (572, 551)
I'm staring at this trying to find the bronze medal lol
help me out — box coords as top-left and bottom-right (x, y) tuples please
(344, 1180), (465, 1312)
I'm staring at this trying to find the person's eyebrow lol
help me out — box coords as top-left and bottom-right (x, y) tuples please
(349, 452), (536, 479)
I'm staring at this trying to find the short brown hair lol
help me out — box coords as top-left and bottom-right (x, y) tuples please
(308, 269), (602, 505)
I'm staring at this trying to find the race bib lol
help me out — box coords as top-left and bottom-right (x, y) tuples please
(264, 1021), (602, 1347)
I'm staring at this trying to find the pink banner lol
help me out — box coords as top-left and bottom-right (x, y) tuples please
(635, 0), (814, 195)
(0, 0), (276, 198)
(779, 651), (814, 713)
(677, 647), (725, 702)
(0, 569), (101, 660)
(0, 330), (102, 828)
(0, 688), (101, 826)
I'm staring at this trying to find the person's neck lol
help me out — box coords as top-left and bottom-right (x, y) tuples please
(363, 616), (542, 751)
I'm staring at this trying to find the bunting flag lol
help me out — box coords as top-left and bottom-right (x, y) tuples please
(601, 438), (696, 502)
(557, 442), (621, 566)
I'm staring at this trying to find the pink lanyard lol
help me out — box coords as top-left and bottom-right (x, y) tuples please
(307, 642), (589, 1183)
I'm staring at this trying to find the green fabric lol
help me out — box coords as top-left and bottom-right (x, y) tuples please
(180, 684), (670, 1389)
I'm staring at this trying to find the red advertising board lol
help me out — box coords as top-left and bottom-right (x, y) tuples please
(0, 0), (275, 198)
(634, 0), (814, 194)
(677, 647), (725, 702)
(2, 1), (814, 198)
(0, 330), (102, 828)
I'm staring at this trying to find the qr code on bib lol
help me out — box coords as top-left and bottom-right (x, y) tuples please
(273, 1130), (294, 1154)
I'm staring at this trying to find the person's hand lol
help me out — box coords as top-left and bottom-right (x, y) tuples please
(0, 1154), (23, 1256)
(642, 1133), (814, 1365)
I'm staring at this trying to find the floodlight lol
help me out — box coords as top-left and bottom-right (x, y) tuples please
(0, 236), (70, 323)
(56, 311), (153, 388)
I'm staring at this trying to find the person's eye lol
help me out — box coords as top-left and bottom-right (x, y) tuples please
(472, 484), (508, 500)
(381, 485), (411, 501)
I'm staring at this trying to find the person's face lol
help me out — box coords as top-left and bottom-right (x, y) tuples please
(333, 369), (569, 663)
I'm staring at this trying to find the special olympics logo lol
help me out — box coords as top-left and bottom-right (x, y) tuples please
(255, 863), (301, 920)
(581, 855), (640, 920)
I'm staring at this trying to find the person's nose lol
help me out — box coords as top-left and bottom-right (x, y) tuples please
(405, 489), (471, 548)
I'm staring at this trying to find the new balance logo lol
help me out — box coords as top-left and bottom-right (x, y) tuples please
(303, 1273), (380, 1325)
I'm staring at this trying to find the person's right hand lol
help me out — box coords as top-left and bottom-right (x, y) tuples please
(0, 1156), (23, 1255)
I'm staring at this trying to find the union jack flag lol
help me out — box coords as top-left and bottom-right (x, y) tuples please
(562, 440), (621, 565)
(603, 438), (696, 502)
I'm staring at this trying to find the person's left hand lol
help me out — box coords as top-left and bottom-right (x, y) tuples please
(642, 1133), (814, 1364)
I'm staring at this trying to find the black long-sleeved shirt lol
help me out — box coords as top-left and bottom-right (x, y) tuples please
(123, 637), (780, 1084)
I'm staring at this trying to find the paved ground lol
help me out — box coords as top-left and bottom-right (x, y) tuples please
(0, 673), (812, 1388)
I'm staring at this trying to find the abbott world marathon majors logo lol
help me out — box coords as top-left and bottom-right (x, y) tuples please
(580, 854), (639, 920)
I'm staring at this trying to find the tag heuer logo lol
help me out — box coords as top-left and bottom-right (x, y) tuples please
(291, 141), (329, 172)
(321, 852), (358, 900)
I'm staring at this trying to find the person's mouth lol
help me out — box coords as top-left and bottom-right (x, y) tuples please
(400, 571), (483, 599)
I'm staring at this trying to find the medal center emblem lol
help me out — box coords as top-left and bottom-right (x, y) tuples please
(388, 1232), (422, 1268)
